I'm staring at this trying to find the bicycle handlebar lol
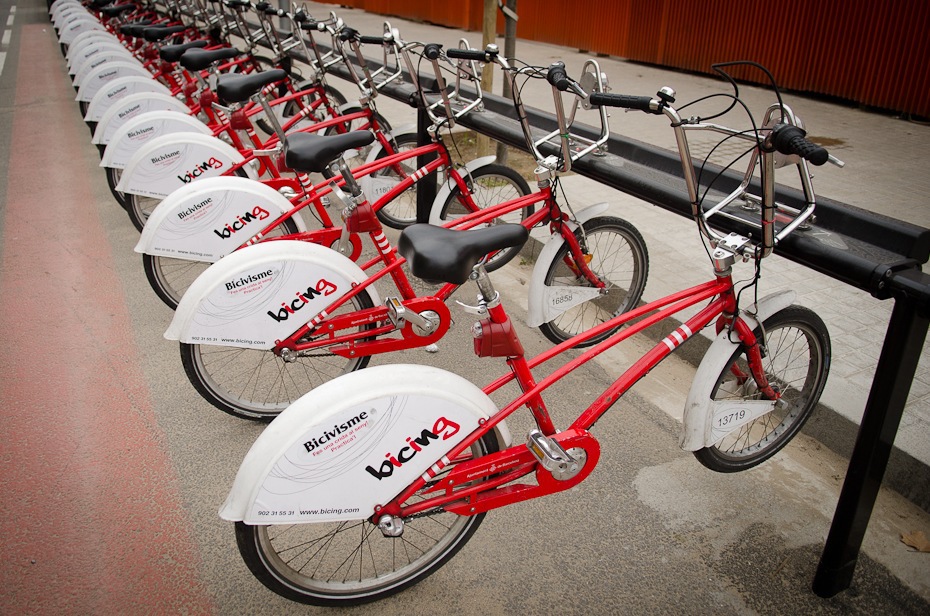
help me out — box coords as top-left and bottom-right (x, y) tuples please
(769, 124), (829, 166)
(588, 92), (659, 114)
(445, 47), (497, 62)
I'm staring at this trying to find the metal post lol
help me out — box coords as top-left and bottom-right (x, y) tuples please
(813, 292), (930, 597)
(496, 0), (517, 165)
(415, 106), (437, 223)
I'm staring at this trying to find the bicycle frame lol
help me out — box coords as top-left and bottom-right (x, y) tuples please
(348, 64), (832, 522)
(265, 172), (609, 359)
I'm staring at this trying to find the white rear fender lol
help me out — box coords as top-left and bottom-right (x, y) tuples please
(136, 176), (306, 261)
(68, 40), (128, 73)
(91, 91), (188, 143)
(53, 7), (90, 30)
(64, 31), (115, 62)
(427, 156), (498, 225)
(679, 290), (797, 451)
(75, 61), (151, 103)
(115, 133), (253, 199)
(69, 43), (132, 76)
(165, 240), (379, 349)
(59, 16), (105, 46)
(101, 112), (212, 169)
(525, 203), (611, 327)
(219, 364), (505, 524)
(51, 2), (83, 21)
(72, 50), (138, 89)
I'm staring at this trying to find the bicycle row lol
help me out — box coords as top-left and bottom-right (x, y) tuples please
(50, 0), (841, 606)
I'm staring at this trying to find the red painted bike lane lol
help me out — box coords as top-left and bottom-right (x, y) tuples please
(0, 24), (216, 614)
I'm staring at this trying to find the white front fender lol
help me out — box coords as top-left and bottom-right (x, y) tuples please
(427, 155), (498, 225)
(165, 240), (379, 349)
(679, 290), (797, 451)
(220, 364), (506, 524)
(525, 203), (611, 327)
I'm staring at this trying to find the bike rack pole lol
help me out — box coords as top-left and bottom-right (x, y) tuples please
(813, 269), (930, 596)
(415, 102), (437, 223)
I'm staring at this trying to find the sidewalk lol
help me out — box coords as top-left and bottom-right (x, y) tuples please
(305, 1), (930, 508)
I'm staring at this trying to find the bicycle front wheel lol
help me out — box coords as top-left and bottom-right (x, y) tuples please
(437, 164), (532, 271)
(538, 216), (649, 346)
(142, 217), (300, 310)
(368, 132), (422, 230)
(234, 432), (497, 605)
(694, 305), (831, 472)
(180, 287), (376, 421)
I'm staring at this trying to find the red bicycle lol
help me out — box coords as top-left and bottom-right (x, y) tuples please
(219, 58), (839, 604)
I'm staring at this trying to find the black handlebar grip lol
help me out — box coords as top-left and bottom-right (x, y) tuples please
(772, 125), (829, 166)
(254, 1), (269, 11)
(292, 11), (307, 22)
(546, 63), (570, 90)
(359, 35), (384, 45)
(589, 92), (656, 113)
(423, 43), (443, 60)
(338, 27), (359, 42)
(446, 47), (493, 62)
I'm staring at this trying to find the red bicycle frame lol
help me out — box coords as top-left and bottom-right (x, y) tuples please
(376, 270), (774, 519)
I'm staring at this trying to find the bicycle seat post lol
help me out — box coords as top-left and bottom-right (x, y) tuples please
(470, 264), (499, 308)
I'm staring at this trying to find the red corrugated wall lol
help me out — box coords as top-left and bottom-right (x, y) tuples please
(313, 0), (930, 117)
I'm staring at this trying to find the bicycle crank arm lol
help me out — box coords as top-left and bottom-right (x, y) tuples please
(329, 297), (452, 358)
(441, 429), (601, 516)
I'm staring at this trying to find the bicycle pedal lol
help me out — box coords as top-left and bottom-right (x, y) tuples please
(526, 429), (585, 480)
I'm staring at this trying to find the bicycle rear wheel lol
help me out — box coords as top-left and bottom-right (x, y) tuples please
(234, 432), (497, 605)
(142, 217), (300, 310)
(694, 305), (830, 472)
(180, 287), (377, 421)
(538, 216), (649, 346)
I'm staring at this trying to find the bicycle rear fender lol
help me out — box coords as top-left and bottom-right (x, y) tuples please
(165, 240), (379, 349)
(58, 15), (105, 46)
(427, 155), (498, 225)
(135, 176), (307, 261)
(87, 80), (175, 126)
(66, 31), (118, 64)
(525, 203), (611, 327)
(101, 112), (213, 169)
(92, 92), (188, 144)
(116, 133), (255, 199)
(219, 364), (506, 524)
(68, 41), (129, 74)
(72, 50), (138, 90)
(679, 290), (797, 451)
(70, 44), (133, 79)
(75, 61), (151, 103)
